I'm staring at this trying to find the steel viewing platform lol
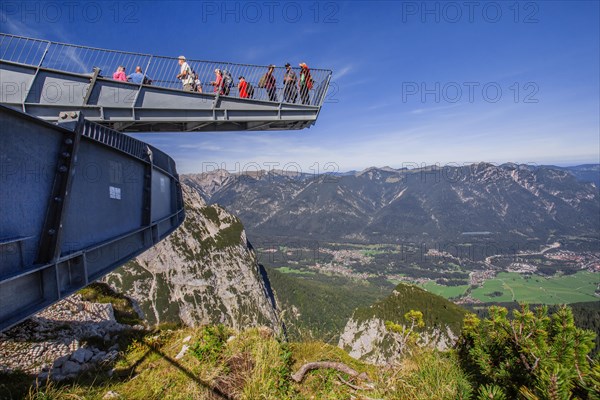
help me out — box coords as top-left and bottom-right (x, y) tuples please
(0, 33), (332, 132)
(0, 34), (331, 331)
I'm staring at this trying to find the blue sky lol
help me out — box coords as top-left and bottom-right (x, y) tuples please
(3, 1), (599, 174)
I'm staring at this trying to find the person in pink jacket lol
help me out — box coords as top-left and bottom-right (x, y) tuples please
(112, 66), (127, 81)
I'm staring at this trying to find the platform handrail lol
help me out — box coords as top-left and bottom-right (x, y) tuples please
(0, 32), (332, 107)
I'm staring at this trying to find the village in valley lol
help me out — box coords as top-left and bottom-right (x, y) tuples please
(257, 240), (600, 304)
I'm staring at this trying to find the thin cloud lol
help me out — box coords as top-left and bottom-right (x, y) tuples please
(2, 14), (88, 72)
(409, 103), (463, 115)
(179, 143), (223, 151)
(334, 65), (352, 80)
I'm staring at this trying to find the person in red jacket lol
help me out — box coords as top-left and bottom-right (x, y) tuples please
(238, 76), (249, 98)
(211, 69), (223, 94)
(299, 62), (312, 105)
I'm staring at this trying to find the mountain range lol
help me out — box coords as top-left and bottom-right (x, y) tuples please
(183, 163), (600, 247)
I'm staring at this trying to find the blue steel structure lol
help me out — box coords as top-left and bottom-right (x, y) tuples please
(0, 105), (184, 331)
(0, 34), (332, 331)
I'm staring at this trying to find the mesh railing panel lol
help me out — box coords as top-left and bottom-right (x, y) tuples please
(0, 33), (332, 107)
(81, 121), (176, 176)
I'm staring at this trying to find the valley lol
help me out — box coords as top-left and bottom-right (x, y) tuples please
(255, 239), (600, 305)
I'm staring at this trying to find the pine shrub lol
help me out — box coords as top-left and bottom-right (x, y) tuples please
(457, 304), (597, 398)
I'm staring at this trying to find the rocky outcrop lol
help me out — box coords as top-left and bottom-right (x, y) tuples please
(338, 318), (399, 365)
(338, 315), (458, 365)
(0, 294), (134, 381)
(104, 184), (280, 331)
(338, 284), (465, 365)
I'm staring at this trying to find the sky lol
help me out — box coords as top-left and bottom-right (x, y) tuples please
(2, 0), (599, 174)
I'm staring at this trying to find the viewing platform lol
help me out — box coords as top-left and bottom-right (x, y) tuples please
(0, 33), (332, 330)
(0, 33), (332, 132)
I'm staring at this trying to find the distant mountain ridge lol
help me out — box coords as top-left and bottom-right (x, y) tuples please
(555, 164), (600, 186)
(183, 163), (600, 246)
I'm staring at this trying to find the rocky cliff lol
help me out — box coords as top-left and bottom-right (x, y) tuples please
(104, 184), (280, 331)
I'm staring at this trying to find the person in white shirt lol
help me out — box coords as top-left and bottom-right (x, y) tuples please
(176, 55), (194, 91)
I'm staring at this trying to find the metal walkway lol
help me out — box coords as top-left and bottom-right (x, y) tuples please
(0, 33), (332, 132)
(0, 105), (185, 331)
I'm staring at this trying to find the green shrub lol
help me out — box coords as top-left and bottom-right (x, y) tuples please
(190, 325), (230, 363)
(457, 304), (597, 398)
(477, 384), (507, 400)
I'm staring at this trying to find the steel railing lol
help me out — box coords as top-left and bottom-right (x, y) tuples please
(0, 33), (332, 107)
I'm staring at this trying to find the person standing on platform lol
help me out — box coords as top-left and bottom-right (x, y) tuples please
(265, 64), (277, 102)
(176, 56), (194, 91)
(298, 62), (313, 105)
(194, 71), (202, 93)
(211, 69), (223, 94)
(127, 66), (152, 84)
(283, 62), (297, 103)
(238, 76), (249, 98)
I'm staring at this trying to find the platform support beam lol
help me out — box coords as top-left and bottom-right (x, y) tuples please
(36, 111), (84, 264)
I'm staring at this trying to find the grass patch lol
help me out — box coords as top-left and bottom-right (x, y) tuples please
(7, 325), (482, 400)
(199, 206), (220, 226)
(362, 249), (388, 256)
(381, 350), (473, 399)
(276, 267), (316, 276)
(214, 220), (244, 248)
(78, 282), (142, 326)
(471, 271), (599, 304)
(418, 281), (469, 299)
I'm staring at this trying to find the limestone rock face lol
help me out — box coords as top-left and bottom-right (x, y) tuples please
(338, 315), (459, 365)
(338, 317), (399, 365)
(104, 184), (280, 331)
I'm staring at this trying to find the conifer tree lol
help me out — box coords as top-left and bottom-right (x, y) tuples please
(385, 309), (425, 356)
(457, 304), (597, 399)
